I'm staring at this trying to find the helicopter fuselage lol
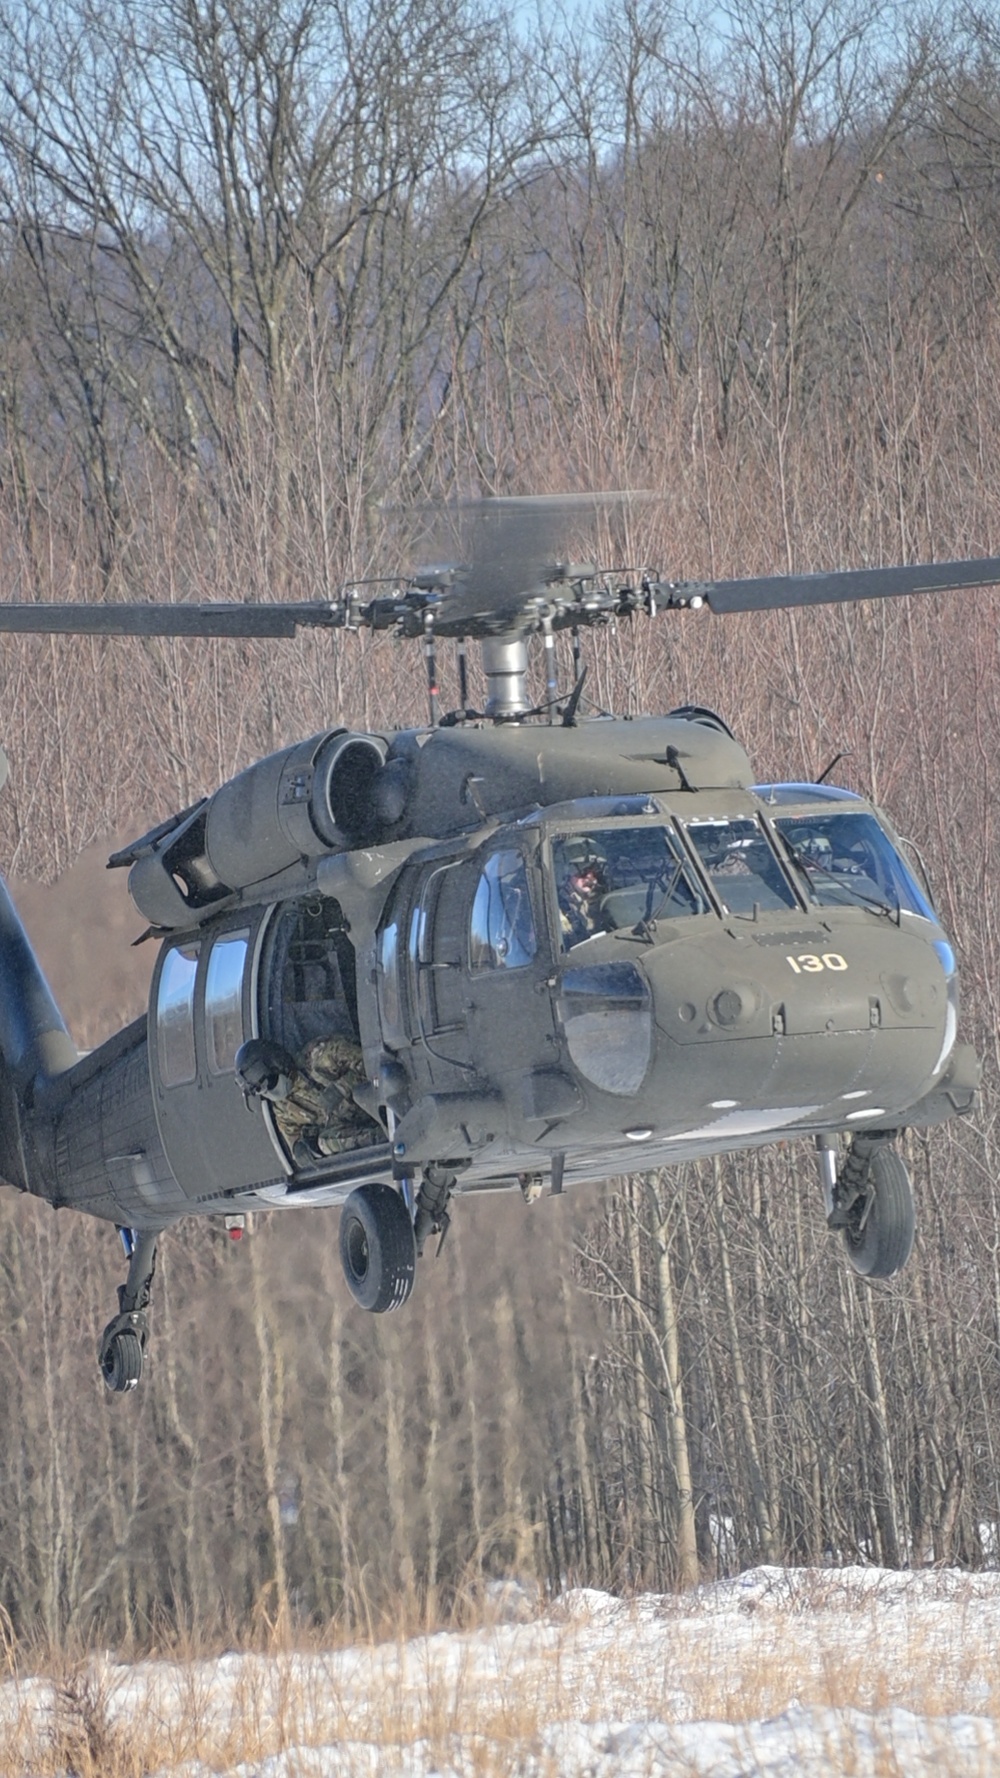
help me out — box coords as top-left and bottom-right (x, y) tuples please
(0, 716), (974, 1235)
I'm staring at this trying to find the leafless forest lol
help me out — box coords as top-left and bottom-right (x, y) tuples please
(0, 0), (998, 1652)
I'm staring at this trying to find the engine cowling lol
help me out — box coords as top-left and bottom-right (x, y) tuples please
(126, 730), (387, 928)
(204, 729), (387, 881)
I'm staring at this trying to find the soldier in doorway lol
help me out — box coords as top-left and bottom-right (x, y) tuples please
(235, 1034), (381, 1166)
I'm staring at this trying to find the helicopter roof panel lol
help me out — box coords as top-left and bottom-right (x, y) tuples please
(396, 717), (755, 839)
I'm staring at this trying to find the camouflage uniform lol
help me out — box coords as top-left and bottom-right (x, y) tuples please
(270, 1036), (381, 1160)
(559, 878), (602, 943)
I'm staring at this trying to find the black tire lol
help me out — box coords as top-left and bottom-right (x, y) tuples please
(339, 1183), (416, 1313)
(101, 1328), (143, 1392)
(843, 1148), (915, 1279)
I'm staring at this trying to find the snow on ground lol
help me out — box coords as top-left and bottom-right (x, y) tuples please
(5, 1566), (1000, 1775)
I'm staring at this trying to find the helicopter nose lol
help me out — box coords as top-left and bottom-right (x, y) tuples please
(636, 928), (951, 1129)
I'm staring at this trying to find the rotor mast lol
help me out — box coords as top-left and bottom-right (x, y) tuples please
(481, 634), (530, 719)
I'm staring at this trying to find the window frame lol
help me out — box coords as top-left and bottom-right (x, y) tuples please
(772, 810), (937, 921)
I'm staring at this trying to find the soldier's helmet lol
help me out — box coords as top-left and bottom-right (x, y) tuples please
(235, 1037), (297, 1102)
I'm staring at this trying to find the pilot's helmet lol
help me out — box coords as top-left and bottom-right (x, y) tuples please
(697, 827), (732, 866)
(559, 836), (607, 883)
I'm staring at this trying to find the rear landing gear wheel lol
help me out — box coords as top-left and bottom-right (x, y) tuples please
(97, 1228), (158, 1393)
(843, 1147), (915, 1279)
(100, 1326), (144, 1392)
(339, 1183), (416, 1312)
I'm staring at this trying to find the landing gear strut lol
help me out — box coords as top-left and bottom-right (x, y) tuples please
(412, 1165), (456, 1256)
(819, 1133), (915, 1279)
(98, 1228), (158, 1392)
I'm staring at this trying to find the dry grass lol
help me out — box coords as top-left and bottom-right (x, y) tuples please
(0, 1571), (996, 1776)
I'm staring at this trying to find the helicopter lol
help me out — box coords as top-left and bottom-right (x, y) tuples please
(0, 496), (990, 1391)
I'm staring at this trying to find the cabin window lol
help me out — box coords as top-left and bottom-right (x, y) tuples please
(205, 930), (249, 1073)
(469, 849), (537, 969)
(157, 943), (200, 1087)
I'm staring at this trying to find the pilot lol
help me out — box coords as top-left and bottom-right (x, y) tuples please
(557, 839), (608, 945)
(235, 1034), (380, 1166)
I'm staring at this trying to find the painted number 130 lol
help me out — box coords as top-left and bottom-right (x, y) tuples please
(786, 953), (848, 973)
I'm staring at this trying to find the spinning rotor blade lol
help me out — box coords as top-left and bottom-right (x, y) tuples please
(430, 494), (650, 629)
(694, 556), (1000, 614)
(0, 601), (339, 638)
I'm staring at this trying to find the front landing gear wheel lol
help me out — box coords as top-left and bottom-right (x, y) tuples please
(843, 1148), (915, 1279)
(339, 1183), (416, 1312)
(100, 1326), (144, 1392)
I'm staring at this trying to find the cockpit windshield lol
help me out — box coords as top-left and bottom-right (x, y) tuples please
(552, 826), (707, 950)
(773, 811), (936, 919)
(685, 818), (798, 914)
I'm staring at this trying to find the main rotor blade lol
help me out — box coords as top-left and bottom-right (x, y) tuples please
(698, 556), (1000, 614)
(3, 544), (996, 643)
(0, 601), (339, 637)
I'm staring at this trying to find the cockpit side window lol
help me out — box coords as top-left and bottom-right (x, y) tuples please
(470, 849), (538, 969)
(377, 889), (406, 1049)
(553, 826), (707, 950)
(774, 812), (936, 919)
(686, 818), (798, 914)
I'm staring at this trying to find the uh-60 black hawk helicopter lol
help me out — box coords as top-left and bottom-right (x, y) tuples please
(0, 495), (989, 1392)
